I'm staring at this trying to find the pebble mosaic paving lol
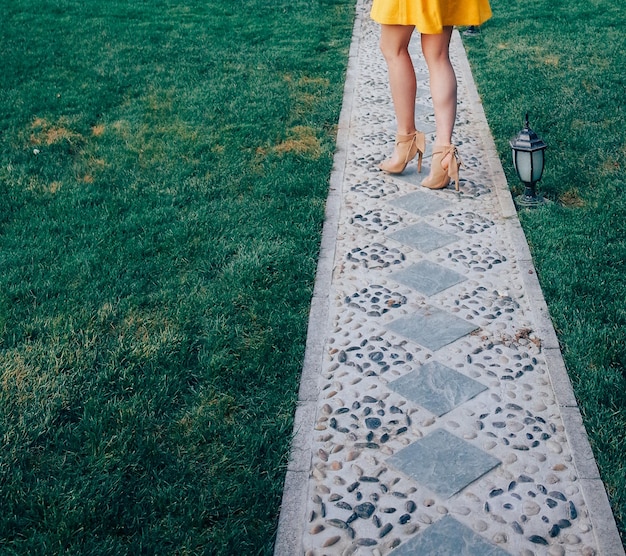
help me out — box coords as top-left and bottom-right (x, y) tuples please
(274, 1), (623, 555)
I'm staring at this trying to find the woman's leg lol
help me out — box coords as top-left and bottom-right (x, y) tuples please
(421, 27), (456, 148)
(379, 24), (416, 135)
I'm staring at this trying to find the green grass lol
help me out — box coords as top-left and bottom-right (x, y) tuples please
(0, 0), (355, 553)
(462, 0), (626, 545)
(2, 0), (625, 552)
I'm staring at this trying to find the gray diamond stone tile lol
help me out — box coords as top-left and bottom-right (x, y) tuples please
(386, 306), (478, 351)
(387, 429), (501, 499)
(387, 361), (486, 416)
(390, 515), (511, 556)
(388, 222), (458, 252)
(391, 260), (466, 296)
(390, 190), (450, 217)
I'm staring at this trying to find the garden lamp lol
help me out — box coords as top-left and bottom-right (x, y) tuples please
(510, 114), (548, 207)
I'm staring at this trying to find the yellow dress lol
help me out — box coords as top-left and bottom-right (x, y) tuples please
(370, 0), (492, 34)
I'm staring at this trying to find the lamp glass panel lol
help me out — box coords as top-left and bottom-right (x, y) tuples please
(512, 150), (532, 183)
(531, 150), (545, 182)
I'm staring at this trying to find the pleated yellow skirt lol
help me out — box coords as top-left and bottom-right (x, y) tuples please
(370, 0), (492, 34)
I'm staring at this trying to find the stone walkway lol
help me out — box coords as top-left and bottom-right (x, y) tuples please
(274, 2), (624, 555)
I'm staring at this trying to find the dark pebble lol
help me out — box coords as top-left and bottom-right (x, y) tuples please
(335, 407), (350, 414)
(363, 396), (377, 403)
(354, 442), (379, 449)
(327, 518), (349, 530)
(546, 498), (558, 509)
(356, 539), (377, 547)
(373, 515), (381, 528)
(519, 475), (534, 483)
(568, 501), (578, 519)
(381, 507), (396, 514)
(549, 491), (566, 501)
(360, 476), (379, 483)
(392, 491), (407, 499)
(512, 521), (524, 535)
(347, 482), (360, 493)
(537, 484), (548, 495)
(399, 514), (411, 524)
(354, 502), (376, 519)
(365, 417), (382, 429)
(508, 481), (517, 491)
(336, 501), (353, 511)
(549, 524), (560, 537)
(529, 535), (549, 545)
(406, 501), (417, 513)
(489, 488), (504, 498)
(390, 406), (402, 414)
(347, 513), (358, 524)
(557, 519), (572, 529)
(379, 523), (393, 538)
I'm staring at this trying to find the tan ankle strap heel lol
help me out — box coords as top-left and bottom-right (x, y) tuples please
(421, 145), (464, 191)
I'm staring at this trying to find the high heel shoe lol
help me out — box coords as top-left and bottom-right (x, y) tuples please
(379, 131), (426, 174)
(421, 145), (464, 191)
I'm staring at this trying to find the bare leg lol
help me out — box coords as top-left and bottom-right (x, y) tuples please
(379, 25), (418, 169)
(421, 27), (456, 150)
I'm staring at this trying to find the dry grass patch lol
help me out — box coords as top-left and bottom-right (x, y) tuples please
(273, 126), (322, 158)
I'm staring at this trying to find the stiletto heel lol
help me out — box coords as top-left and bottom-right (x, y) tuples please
(379, 131), (426, 174)
(421, 145), (464, 190)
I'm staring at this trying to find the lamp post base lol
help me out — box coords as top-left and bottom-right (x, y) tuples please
(514, 193), (550, 208)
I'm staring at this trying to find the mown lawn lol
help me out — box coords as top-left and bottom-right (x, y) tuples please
(0, 0), (355, 553)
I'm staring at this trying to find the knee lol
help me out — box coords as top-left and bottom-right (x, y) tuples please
(379, 40), (409, 64)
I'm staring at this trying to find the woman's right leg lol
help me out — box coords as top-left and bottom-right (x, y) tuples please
(420, 27), (461, 188)
(421, 28), (456, 148)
